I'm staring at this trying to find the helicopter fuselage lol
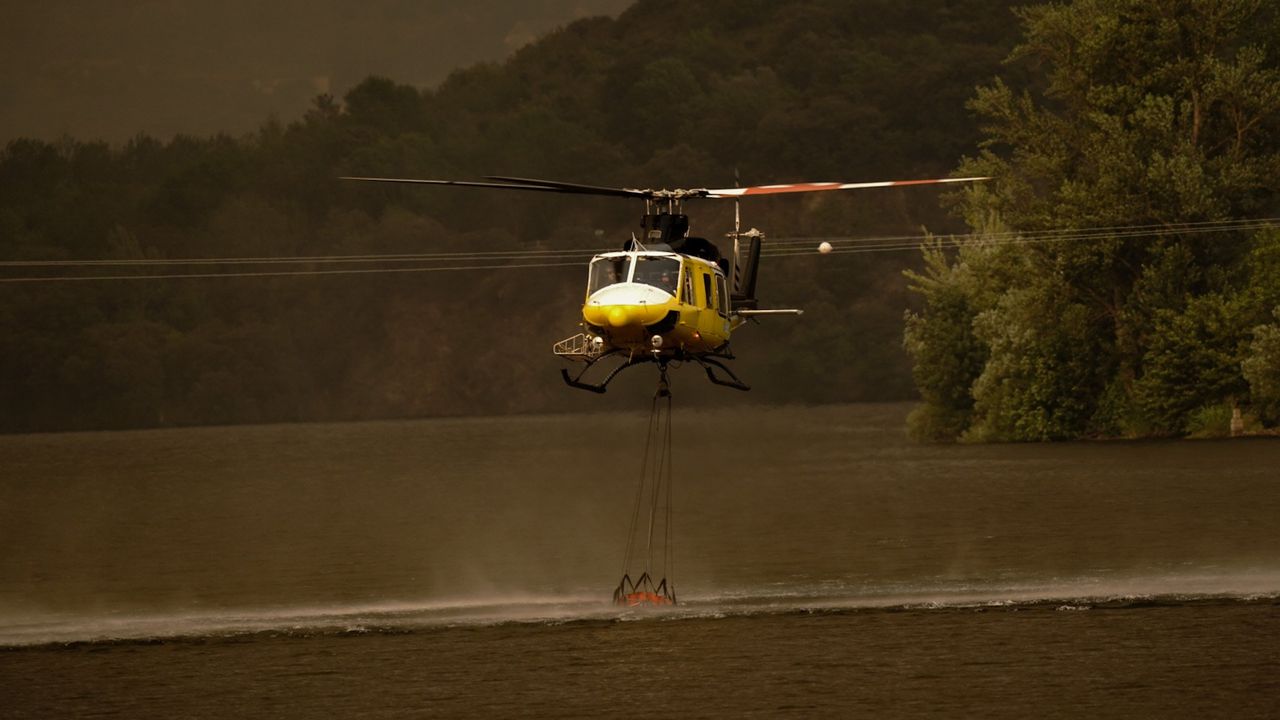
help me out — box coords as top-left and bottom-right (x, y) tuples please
(580, 250), (740, 357)
(341, 172), (986, 393)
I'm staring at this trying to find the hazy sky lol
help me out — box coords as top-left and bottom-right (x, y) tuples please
(0, 0), (631, 143)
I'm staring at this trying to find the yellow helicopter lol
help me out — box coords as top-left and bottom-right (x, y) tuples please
(342, 174), (987, 393)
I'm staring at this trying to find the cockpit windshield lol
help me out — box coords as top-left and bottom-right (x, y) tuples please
(633, 256), (682, 297)
(588, 256), (630, 294)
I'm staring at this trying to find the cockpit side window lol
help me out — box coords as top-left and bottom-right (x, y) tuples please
(633, 256), (681, 296)
(588, 257), (629, 294)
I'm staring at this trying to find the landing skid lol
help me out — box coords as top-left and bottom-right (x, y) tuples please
(694, 355), (751, 391)
(560, 352), (652, 394)
(560, 350), (751, 393)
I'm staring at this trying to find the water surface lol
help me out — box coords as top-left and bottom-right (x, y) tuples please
(2, 404), (1277, 717)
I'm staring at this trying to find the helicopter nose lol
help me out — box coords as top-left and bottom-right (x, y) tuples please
(607, 306), (633, 327)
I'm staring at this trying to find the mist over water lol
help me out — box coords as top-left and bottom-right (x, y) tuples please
(2, 404), (1278, 717)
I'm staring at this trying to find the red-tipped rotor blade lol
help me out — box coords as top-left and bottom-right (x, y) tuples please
(704, 175), (990, 198)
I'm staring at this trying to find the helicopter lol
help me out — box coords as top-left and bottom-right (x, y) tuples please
(342, 173), (988, 393)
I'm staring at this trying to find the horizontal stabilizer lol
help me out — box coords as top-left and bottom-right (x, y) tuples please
(736, 309), (804, 317)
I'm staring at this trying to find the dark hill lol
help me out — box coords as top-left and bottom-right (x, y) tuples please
(0, 0), (1029, 432)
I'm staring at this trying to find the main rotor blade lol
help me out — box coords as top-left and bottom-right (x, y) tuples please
(703, 175), (990, 198)
(484, 175), (651, 199)
(341, 174), (991, 200)
(339, 176), (628, 196)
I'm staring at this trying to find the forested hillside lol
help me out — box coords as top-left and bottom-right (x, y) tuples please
(905, 0), (1280, 440)
(1, 0), (1027, 432)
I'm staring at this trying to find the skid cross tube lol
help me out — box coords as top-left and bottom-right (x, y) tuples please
(560, 351), (656, 393)
(560, 348), (751, 393)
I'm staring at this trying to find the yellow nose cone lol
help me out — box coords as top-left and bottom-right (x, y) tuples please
(607, 306), (632, 327)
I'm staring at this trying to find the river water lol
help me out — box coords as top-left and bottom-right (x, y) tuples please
(1, 403), (1277, 717)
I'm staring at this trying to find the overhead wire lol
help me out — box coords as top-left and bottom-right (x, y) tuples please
(0, 247), (601, 268)
(762, 216), (1280, 256)
(0, 260), (588, 283)
(763, 215), (1280, 247)
(2, 216), (1276, 283)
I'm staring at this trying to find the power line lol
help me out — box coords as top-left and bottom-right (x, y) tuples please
(763, 217), (1280, 257)
(0, 260), (585, 283)
(0, 247), (604, 268)
(3, 217), (1276, 283)
(765, 215), (1280, 248)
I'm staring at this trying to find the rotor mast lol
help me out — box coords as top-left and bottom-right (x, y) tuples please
(639, 194), (690, 247)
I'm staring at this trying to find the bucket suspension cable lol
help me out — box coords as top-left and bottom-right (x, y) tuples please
(614, 365), (677, 606)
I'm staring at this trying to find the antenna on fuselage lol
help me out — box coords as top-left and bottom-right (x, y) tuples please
(733, 167), (741, 236)
(730, 168), (741, 297)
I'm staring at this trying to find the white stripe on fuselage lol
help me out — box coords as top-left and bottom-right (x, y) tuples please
(586, 282), (674, 307)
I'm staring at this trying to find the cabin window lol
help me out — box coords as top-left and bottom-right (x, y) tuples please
(701, 274), (713, 309)
(588, 256), (629, 294)
(633, 256), (681, 296)
(717, 275), (729, 315)
(682, 268), (695, 305)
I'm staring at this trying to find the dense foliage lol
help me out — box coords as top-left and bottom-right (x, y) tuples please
(1, 0), (1027, 432)
(905, 0), (1280, 440)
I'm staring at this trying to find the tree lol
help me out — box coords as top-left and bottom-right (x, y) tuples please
(903, 237), (1000, 440)
(907, 0), (1280, 440)
(1243, 311), (1280, 423)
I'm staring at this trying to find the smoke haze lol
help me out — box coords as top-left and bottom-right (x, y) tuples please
(0, 0), (630, 143)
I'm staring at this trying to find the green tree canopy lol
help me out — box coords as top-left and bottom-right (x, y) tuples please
(907, 0), (1280, 441)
